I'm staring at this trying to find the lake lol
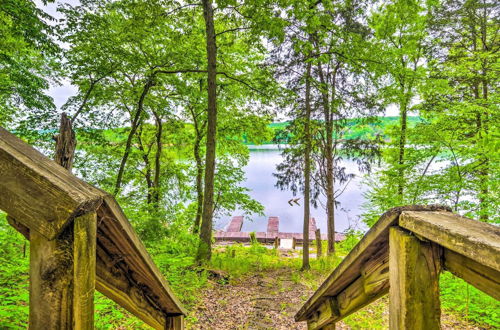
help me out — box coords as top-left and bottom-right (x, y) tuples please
(215, 145), (368, 234)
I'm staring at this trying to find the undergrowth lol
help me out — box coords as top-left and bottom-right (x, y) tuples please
(0, 212), (497, 329)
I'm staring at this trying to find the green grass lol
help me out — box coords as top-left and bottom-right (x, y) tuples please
(440, 272), (500, 328)
(0, 215), (497, 329)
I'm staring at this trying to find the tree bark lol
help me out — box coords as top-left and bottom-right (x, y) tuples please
(316, 61), (337, 255)
(193, 134), (204, 234)
(114, 77), (154, 195)
(137, 129), (153, 204)
(478, 10), (489, 222)
(197, 0), (217, 262)
(397, 96), (408, 201)
(302, 62), (312, 271)
(54, 113), (76, 171)
(152, 110), (163, 207)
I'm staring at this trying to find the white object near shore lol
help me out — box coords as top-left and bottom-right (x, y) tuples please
(280, 238), (294, 249)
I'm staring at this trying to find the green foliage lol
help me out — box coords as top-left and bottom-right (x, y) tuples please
(0, 0), (59, 127)
(0, 213), (29, 329)
(210, 242), (342, 280)
(440, 272), (500, 328)
(94, 292), (147, 329)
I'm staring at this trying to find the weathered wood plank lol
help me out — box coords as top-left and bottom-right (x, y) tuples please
(95, 223), (169, 329)
(444, 249), (500, 301)
(29, 213), (96, 329)
(166, 315), (184, 330)
(0, 127), (104, 240)
(389, 227), (441, 330)
(295, 205), (450, 322)
(1, 126), (186, 326)
(99, 196), (186, 316)
(337, 276), (386, 318)
(306, 245), (390, 328)
(306, 297), (339, 330)
(361, 248), (389, 296)
(73, 212), (97, 329)
(399, 211), (500, 272)
(29, 227), (73, 328)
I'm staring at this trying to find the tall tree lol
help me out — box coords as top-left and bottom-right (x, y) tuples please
(302, 61), (312, 270)
(370, 0), (428, 202)
(196, 0), (218, 262)
(420, 0), (499, 221)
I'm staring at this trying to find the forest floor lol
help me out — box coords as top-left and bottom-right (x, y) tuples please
(188, 246), (486, 330)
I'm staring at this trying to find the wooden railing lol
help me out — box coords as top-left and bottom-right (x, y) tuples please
(295, 205), (500, 329)
(0, 127), (186, 329)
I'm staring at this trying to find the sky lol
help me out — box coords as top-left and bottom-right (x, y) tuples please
(37, 0), (400, 117)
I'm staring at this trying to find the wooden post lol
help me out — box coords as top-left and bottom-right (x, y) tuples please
(29, 212), (97, 329)
(389, 227), (441, 330)
(315, 229), (322, 258)
(274, 237), (280, 249)
(166, 315), (184, 329)
(292, 237), (296, 250)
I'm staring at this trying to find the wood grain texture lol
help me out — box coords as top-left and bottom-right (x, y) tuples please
(444, 249), (500, 300)
(0, 127), (104, 240)
(399, 211), (500, 272)
(95, 196), (186, 320)
(1, 126), (186, 327)
(389, 227), (441, 330)
(295, 205), (450, 322)
(166, 315), (184, 330)
(306, 297), (339, 330)
(29, 227), (74, 329)
(73, 212), (97, 329)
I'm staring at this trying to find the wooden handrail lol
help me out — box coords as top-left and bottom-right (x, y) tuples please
(295, 205), (500, 329)
(0, 127), (185, 329)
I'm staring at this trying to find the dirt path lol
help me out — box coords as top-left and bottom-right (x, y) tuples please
(188, 266), (486, 330)
(190, 268), (314, 329)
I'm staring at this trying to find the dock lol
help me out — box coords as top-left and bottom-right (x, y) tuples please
(215, 216), (345, 244)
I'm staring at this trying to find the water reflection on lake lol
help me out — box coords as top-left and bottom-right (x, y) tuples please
(215, 145), (369, 234)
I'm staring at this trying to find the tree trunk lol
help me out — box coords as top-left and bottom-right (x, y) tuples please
(137, 130), (153, 204)
(197, 0), (217, 262)
(302, 62), (312, 271)
(315, 229), (322, 258)
(54, 113), (76, 171)
(478, 13), (489, 222)
(152, 110), (163, 207)
(114, 78), (154, 195)
(193, 134), (204, 234)
(316, 61), (336, 255)
(397, 97), (408, 201)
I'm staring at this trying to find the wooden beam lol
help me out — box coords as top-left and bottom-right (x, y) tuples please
(306, 248), (390, 328)
(166, 315), (184, 329)
(29, 212), (97, 329)
(295, 205), (451, 322)
(0, 127), (104, 240)
(99, 196), (186, 315)
(74, 212), (97, 329)
(444, 249), (500, 300)
(95, 228), (168, 329)
(389, 227), (441, 330)
(399, 211), (500, 272)
(306, 297), (339, 330)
